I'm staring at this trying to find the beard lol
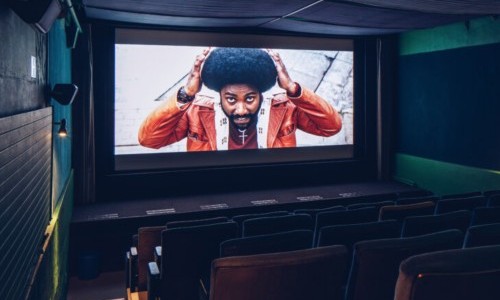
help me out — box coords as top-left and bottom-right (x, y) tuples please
(228, 113), (257, 130)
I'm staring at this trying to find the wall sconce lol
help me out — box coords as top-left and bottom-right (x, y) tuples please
(50, 83), (78, 105)
(55, 119), (68, 137)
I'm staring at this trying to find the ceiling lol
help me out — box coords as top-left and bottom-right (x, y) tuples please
(80, 0), (500, 36)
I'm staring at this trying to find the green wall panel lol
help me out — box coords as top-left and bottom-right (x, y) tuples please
(395, 17), (500, 195)
(400, 17), (500, 56)
(394, 154), (500, 196)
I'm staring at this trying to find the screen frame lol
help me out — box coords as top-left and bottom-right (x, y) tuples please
(92, 25), (378, 202)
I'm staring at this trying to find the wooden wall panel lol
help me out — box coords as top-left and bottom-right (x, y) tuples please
(0, 107), (52, 299)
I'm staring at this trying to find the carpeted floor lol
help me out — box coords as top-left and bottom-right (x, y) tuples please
(66, 271), (125, 300)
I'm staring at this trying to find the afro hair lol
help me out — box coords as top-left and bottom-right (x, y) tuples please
(201, 47), (277, 92)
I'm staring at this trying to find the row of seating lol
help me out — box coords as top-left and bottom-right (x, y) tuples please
(239, 196), (499, 238)
(142, 224), (500, 300)
(126, 190), (500, 299)
(208, 227), (500, 300)
(208, 244), (500, 300)
(132, 220), (499, 299)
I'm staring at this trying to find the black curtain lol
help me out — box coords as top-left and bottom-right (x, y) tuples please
(72, 24), (95, 204)
(376, 35), (398, 180)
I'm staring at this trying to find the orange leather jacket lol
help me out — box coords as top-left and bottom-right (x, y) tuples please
(138, 86), (342, 151)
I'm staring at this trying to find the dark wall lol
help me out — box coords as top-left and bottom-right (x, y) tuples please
(398, 42), (500, 170)
(0, 2), (46, 116)
(0, 108), (53, 299)
(0, 3), (74, 300)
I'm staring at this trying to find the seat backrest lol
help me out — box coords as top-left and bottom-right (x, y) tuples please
(315, 206), (379, 231)
(345, 229), (464, 300)
(294, 205), (345, 219)
(471, 207), (500, 226)
(166, 216), (229, 229)
(317, 220), (401, 285)
(160, 221), (239, 300)
(440, 191), (482, 199)
(136, 225), (165, 291)
(401, 210), (471, 237)
(317, 220), (401, 249)
(464, 223), (500, 248)
(220, 229), (313, 257)
(242, 214), (313, 237)
(379, 201), (435, 222)
(315, 207), (379, 245)
(346, 200), (395, 210)
(397, 189), (434, 198)
(435, 196), (488, 214)
(232, 211), (289, 235)
(209, 245), (349, 300)
(395, 245), (500, 300)
(354, 192), (399, 202)
(396, 196), (439, 206)
(483, 190), (500, 197)
(488, 194), (500, 207)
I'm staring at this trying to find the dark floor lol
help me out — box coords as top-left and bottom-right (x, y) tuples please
(66, 271), (125, 300)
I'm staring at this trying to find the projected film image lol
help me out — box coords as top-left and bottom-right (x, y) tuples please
(115, 45), (353, 155)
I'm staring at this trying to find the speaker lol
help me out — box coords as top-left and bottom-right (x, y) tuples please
(51, 84), (78, 105)
(8, 0), (62, 33)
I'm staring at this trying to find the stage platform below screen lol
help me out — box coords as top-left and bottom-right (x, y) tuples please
(72, 180), (423, 223)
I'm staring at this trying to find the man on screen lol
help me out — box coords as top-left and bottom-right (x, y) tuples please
(138, 47), (342, 151)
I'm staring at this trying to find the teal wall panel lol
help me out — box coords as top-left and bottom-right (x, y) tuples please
(394, 154), (500, 196)
(48, 19), (72, 207)
(45, 17), (73, 300)
(400, 17), (500, 56)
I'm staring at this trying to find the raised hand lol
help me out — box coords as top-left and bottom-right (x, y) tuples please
(266, 48), (299, 96)
(184, 47), (211, 96)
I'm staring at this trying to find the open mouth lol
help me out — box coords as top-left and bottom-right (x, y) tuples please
(233, 117), (250, 124)
(231, 114), (252, 126)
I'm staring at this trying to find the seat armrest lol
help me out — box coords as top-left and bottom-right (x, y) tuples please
(128, 247), (138, 291)
(125, 251), (130, 289)
(147, 262), (161, 300)
(154, 246), (162, 268)
(199, 278), (209, 300)
(132, 233), (138, 248)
